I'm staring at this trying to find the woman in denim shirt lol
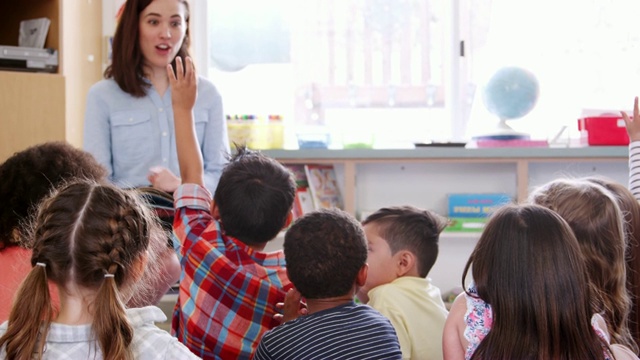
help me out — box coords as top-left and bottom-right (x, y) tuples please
(84, 0), (229, 194)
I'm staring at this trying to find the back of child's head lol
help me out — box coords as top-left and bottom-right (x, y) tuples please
(0, 142), (107, 249)
(585, 176), (640, 353)
(0, 180), (158, 360)
(464, 203), (608, 360)
(284, 208), (367, 299)
(362, 205), (447, 277)
(214, 146), (296, 245)
(528, 178), (632, 350)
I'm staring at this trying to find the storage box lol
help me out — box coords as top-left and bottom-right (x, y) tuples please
(577, 116), (629, 146)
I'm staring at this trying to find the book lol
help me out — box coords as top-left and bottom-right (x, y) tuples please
(285, 164), (315, 219)
(448, 193), (512, 218)
(304, 164), (344, 210)
(19, 17), (51, 48)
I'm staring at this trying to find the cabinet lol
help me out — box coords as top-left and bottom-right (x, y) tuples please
(0, 0), (102, 161)
(263, 146), (630, 292)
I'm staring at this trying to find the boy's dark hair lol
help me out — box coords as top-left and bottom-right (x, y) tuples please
(0, 142), (108, 249)
(362, 206), (447, 277)
(214, 146), (296, 245)
(284, 208), (367, 299)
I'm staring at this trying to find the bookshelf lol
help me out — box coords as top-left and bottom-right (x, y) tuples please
(0, 0), (102, 161)
(262, 146), (629, 217)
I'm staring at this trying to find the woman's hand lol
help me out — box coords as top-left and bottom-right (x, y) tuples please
(148, 166), (181, 193)
(621, 96), (640, 142)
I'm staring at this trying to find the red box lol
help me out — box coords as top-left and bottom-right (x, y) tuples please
(577, 116), (629, 146)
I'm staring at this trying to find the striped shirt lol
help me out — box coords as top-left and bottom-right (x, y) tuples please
(172, 184), (291, 360)
(253, 301), (403, 360)
(0, 306), (198, 359)
(630, 141), (640, 198)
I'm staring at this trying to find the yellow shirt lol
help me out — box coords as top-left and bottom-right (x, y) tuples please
(368, 276), (448, 360)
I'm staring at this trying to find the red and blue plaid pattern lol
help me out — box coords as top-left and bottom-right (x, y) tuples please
(171, 184), (291, 360)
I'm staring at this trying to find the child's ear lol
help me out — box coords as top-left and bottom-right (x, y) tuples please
(211, 201), (221, 220)
(396, 251), (416, 277)
(282, 211), (294, 230)
(356, 263), (368, 287)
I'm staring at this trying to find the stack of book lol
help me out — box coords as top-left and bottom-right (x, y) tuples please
(285, 164), (343, 220)
(444, 193), (512, 232)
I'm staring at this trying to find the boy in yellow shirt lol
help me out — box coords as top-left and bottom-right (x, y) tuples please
(357, 205), (449, 360)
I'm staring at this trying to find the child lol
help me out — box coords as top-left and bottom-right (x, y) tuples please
(442, 203), (637, 360)
(168, 57), (296, 359)
(0, 142), (181, 314)
(529, 178), (637, 352)
(254, 208), (403, 360)
(586, 176), (640, 345)
(0, 180), (199, 359)
(0, 141), (107, 323)
(358, 205), (449, 360)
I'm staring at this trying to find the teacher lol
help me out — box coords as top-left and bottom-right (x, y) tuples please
(84, 0), (229, 194)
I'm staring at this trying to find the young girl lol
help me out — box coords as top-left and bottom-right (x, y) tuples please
(442, 203), (636, 360)
(0, 180), (199, 359)
(529, 178), (637, 353)
(586, 176), (640, 346)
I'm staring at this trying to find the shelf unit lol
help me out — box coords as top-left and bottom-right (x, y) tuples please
(0, 0), (102, 161)
(263, 146), (630, 216)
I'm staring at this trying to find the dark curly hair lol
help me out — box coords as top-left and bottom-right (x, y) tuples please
(284, 208), (367, 299)
(0, 142), (107, 249)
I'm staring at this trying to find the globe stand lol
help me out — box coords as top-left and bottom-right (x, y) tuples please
(472, 118), (530, 140)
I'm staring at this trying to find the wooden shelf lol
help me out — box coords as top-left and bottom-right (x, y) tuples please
(263, 147), (629, 215)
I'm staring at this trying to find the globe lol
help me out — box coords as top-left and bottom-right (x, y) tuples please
(482, 66), (540, 120)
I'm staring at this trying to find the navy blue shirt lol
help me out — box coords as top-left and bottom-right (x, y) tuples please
(254, 301), (402, 360)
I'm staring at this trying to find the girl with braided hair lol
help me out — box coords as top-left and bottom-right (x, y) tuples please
(0, 180), (198, 360)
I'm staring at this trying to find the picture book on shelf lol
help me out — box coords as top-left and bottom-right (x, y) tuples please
(304, 164), (344, 210)
(285, 164), (315, 219)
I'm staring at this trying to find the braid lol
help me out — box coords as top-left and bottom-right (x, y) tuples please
(0, 264), (53, 360)
(1, 180), (153, 360)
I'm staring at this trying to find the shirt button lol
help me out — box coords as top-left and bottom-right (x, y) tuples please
(163, 158), (167, 162)
(159, 108), (164, 112)
(128, 118), (133, 122)
(162, 132), (168, 136)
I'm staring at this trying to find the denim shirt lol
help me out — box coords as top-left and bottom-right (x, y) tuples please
(83, 77), (229, 193)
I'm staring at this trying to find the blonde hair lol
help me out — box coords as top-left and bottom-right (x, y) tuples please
(530, 178), (636, 352)
(0, 180), (159, 360)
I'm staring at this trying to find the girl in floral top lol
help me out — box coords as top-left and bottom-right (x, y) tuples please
(442, 204), (637, 360)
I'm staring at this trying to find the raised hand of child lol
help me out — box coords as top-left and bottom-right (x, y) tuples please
(621, 96), (640, 142)
(167, 56), (197, 114)
(168, 56), (204, 187)
(274, 288), (308, 324)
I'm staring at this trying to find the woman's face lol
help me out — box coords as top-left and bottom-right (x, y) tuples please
(138, 0), (187, 74)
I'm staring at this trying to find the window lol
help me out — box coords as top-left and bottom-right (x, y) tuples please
(195, 0), (639, 148)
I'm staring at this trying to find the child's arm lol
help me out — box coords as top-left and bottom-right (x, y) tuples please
(622, 97), (640, 199)
(622, 96), (640, 142)
(168, 56), (204, 187)
(442, 293), (468, 360)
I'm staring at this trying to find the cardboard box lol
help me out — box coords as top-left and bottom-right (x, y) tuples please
(577, 116), (629, 146)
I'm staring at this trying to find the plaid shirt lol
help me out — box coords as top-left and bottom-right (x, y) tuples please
(172, 184), (291, 360)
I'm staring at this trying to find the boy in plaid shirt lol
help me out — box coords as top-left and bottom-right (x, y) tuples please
(168, 57), (296, 359)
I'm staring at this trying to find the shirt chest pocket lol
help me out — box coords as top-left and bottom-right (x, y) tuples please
(194, 110), (209, 145)
(110, 110), (154, 162)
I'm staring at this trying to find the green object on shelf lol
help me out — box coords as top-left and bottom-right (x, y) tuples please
(343, 142), (373, 149)
(444, 217), (486, 232)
